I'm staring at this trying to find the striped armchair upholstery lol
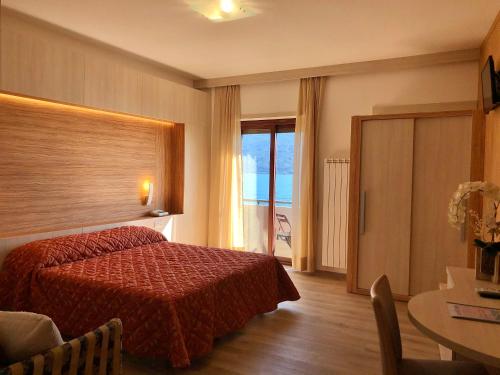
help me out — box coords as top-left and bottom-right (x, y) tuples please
(0, 319), (122, 375)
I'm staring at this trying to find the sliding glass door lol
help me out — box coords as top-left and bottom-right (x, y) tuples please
(242, 132), (271, 255)
(241, 119), (295, 262)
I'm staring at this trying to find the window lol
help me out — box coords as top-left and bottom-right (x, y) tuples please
(241, 119), (295, 263)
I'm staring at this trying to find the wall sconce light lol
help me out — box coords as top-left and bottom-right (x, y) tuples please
(142, 180), (154, 206)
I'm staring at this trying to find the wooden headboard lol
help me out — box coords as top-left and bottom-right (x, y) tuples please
(0, 92), (184, 237)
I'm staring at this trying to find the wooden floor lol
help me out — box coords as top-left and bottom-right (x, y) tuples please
(124, 270), (439, 375)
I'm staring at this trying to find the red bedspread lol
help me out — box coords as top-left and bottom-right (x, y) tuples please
(0, 226), (300, 367)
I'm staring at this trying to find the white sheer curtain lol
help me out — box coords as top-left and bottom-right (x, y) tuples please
(292, 77), (326, 271)
(208, 85), (244, 250)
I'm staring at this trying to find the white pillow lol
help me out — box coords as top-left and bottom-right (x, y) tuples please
(0, 311), (64, 364)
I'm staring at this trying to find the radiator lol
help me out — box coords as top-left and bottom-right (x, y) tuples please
(321, 158), (350, 272)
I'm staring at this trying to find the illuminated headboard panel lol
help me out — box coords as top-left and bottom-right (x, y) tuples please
(0, 92), (184, 237)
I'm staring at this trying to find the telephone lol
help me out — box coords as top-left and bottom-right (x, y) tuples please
(150, 209), (169, 217)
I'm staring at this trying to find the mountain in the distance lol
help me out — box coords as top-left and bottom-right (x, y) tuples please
(242, 133), (294, 174)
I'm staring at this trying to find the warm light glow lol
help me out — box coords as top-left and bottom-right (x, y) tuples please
(186, 0), (256, 23)
(142, 180), (154, 206)
(0, 92), (175, 128)
(208, 10), (222, 20)
(220, 0), (234, 13)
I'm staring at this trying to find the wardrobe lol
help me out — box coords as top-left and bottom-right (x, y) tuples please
(346, 111), (480, 299)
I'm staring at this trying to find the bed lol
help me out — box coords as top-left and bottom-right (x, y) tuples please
(0, 226), (300, 368)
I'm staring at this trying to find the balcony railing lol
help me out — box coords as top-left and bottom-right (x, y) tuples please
(243, 198), (292, 207)
(242, 199), (292, 258)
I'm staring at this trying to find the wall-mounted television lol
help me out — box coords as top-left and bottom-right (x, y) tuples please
(482, 56), (500, 113)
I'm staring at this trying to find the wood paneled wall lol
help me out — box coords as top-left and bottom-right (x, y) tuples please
(164, 124), (185, 215)
(0, 93), (184, 237)
(0, 7), (211, 245)
(0, 7), (195, 88)
(0, 7), (210, 122)
(481, 12), (500, 189)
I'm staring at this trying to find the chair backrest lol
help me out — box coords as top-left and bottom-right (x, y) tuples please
(370, 275), (402, 375)
(275, 213), (291, 232)
(1, 319), (122, 375)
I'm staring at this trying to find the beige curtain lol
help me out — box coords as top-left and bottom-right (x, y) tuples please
(291, 77), (326, 271)
(208, 85), (244, 250)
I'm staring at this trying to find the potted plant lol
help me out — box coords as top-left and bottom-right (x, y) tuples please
(448, 181), (500, 283)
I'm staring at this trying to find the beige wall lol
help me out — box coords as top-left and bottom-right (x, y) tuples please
(0, 8), (211, 246)
(240, 61), (479, 269)
(241, 80), (299, 118)
(481, 13), (500, 193)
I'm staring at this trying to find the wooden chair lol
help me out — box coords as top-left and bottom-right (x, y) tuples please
(0, 319), (122, 375)
(370, 275), (488, 375)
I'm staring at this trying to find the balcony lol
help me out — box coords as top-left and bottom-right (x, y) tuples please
(243, 199), (292, 259)
(241, 121), (295, 261)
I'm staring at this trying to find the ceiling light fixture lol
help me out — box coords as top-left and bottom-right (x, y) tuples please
(219, 0), (234, 14)
(186, 0), (257, 22)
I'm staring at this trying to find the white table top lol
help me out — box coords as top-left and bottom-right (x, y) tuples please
(408, 267), (500, 368)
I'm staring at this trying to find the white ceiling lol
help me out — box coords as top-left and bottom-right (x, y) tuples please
(3, 0), (500, 79)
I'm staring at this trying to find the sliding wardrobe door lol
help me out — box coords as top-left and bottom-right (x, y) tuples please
(357, 119), (414, 296)
(410, 115), (472, 295)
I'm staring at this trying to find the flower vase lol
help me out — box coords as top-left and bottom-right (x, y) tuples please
(494, 253), (500, 284)
(475, 246), (500, 283)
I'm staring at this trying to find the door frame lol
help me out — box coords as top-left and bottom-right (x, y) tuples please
(241, 118), (295, 264)
(346, 110), (482, 300)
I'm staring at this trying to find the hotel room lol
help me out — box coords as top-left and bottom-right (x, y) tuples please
(0, 1), (499, 374)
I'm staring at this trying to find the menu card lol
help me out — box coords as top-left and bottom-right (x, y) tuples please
(448, 302), (500, 324)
